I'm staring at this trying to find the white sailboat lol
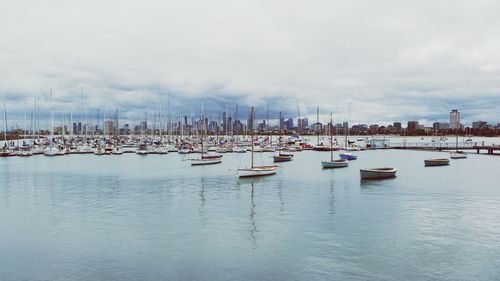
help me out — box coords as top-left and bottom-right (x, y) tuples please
(238, 107), (277, 178)
(1, 103), (15, 157)
(322, 113), (348, 168)
(44, 90), (64, 157)
(191, 101), (222, 166)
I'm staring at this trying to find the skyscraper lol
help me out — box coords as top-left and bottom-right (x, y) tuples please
(450, 109), (460, 129)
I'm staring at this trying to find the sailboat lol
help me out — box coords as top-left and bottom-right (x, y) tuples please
(273, 135), (293, 163)
(339, 102), (357, 160)
(322, 113), (348, 168)
(44, 90), (64, 157)
(450, 126), (467, 159)
(1, 103), (15, 157)
(191, 101), (222, 166)
(238, 107), (278, 178)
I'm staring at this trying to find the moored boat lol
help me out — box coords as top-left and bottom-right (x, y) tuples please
(237, 107), (278, 178)
(339, 152), (357, 160)
(273, 154), (293, 162)
(238, 165), (278, 177)
(360, 167), (397, 179)
(322, 159), (348, 168)
(424, 158), (450, 166)
(450, 151), (467, 159)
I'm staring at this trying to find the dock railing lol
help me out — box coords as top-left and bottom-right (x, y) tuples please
(389, 141), (478, 150)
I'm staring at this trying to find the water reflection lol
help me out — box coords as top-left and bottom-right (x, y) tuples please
(199, 177), (206, 216)
(360, 177), (397, 189)
(278, 179), (285, 215)
(329, 181), (335, 216)
(249, 182), (257, 249)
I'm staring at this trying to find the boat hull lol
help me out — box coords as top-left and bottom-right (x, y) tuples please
(339, 153), (357, 160)
(238, 166), (278, 178)
(424, 159), (450, 166)
(191, 158), (222, 166)
(450, 152), (467, 159)
(322, 160), (348, 168)
(273, 154), (293, 162)
(360, 168), (397, 179)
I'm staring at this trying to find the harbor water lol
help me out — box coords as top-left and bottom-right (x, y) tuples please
(1, 149), (500, 280)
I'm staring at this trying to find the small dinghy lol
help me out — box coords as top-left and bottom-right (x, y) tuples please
(450, 151), (467, 159)
(360, 167), (397, 179)
(339, 152), (357, 160)
(424, 158), (450, 166)
(273, 153), (293, 163)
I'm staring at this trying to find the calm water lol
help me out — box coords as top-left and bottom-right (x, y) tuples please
(1, 150), (499, 281)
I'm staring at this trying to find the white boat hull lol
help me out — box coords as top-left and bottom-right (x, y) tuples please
(191, 158), (222, 166)
(238, 166), (278, 178)
(322, 159), (348, 168)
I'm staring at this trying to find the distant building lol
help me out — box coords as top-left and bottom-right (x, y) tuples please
(472, 121), (487, 129)
(393, 122), (402, 131)
(433, 122), (450, 130)
(407, 121), (419, 131)
(104, 120), (114, 135)
(285, 118), (294, 130)
(450, 109), (460, 129)
(278, 112), (284, 130)
(140, 121), (147, 132)
(247, 108), (255, 131)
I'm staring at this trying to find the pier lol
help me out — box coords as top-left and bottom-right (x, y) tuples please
(384, 141), (499, 155)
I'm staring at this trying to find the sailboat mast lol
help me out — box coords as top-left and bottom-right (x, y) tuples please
(317, 106), (319, 146)
(251, 106), (254, 169)
(3, 103), (7, 145)
(201, 100), (205, 157)
(330, 113), (333, 161)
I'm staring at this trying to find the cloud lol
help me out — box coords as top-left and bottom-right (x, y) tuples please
(1, 0), (499, 128)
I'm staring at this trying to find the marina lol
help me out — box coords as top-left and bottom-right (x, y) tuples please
(2, 1), (500, 279)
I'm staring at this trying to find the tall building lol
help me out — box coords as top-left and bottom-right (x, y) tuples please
(247, 107), (255, 131)
(104, 120), (114, 135)
(407, 121), (419, 131)
(450, 109), (460, 129)
(285, 118), (294, 130)
(393, 122), (402, 131)
(279, 111), (284, 130)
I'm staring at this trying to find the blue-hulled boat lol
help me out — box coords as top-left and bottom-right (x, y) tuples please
(339, 152), (357, 160)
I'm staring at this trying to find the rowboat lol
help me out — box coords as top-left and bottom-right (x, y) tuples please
(424, 158), (450, 166)
(273, 154), (293, 162)
(360, 167), (397, 179)
(450, 151), (467, 159)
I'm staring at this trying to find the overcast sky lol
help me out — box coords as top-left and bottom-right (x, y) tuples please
(1, 0), (499, 126)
